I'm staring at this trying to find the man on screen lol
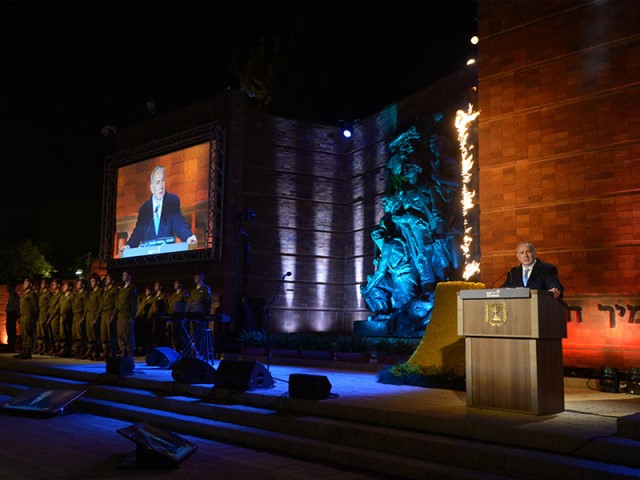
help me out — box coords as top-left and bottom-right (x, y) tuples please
(121, 165), (197, 252)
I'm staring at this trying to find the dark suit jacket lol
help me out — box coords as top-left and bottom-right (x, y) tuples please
(501, 259), (564, 297)
(127, 193), (193, 247)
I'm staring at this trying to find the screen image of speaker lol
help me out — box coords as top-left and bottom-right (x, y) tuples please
(107, 356), (135, 376)
(213, 360), (274, 391)
(146, 347), (180, 368)
(288, 373), (332, 400)
(171, 358), (216, 384)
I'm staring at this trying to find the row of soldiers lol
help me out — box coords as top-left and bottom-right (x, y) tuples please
(6, 271), (212, 360)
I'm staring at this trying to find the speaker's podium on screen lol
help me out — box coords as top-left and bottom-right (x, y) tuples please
(120, 239), (192, 258)
(116, 421), (197, 469)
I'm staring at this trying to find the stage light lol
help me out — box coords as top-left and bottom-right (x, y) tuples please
(599, 366), (619, 392)
(466, 58), (476, 66)
(470, 36), (479, 45)
(628, 367), (640, 395)
(339, 120), (353, 139)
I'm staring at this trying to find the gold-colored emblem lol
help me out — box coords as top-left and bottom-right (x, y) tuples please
(485, 302), (507, 327)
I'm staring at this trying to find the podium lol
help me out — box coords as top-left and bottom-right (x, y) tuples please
(457, 288), (567, 415)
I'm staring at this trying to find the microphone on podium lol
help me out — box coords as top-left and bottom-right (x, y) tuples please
(490, 270), (511, 288)
(282, 271), (292, 279)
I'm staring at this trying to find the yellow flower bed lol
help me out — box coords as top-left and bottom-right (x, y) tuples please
(407, 281), (486, 374)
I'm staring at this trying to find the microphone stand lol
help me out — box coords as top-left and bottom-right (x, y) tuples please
(264, 273), (289, 371)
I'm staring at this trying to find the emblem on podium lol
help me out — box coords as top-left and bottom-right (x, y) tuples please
(484, 301), (507, 327)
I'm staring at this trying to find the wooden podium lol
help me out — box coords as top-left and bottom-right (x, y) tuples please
(457, 288), (567, 415)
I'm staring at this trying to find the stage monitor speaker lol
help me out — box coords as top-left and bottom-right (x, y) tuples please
(171, 357), (216, 384)
(288, 373), (332, 400)
(107, 356), (135, 376)
(146, 347), (180, 368)
(213, 360), (274, 391)
(116, 421), (197, 469)
(1, 387), (86, 416)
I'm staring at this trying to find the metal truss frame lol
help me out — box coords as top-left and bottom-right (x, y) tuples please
(99, 122), (225, 268)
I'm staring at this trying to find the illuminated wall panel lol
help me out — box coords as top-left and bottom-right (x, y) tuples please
(478, 0), (640, 369)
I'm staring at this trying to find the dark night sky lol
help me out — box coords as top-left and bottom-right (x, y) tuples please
(1, 1), (477, 270)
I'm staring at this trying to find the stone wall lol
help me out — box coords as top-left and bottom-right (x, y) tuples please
(477, 0), (640, 369)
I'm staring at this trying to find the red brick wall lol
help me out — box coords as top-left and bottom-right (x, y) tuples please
(478, 0), (640, 370)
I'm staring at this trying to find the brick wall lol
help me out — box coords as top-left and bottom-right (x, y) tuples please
(478, 0), (640, 369)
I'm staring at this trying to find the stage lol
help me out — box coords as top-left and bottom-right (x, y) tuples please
(1, 352), (640, 479)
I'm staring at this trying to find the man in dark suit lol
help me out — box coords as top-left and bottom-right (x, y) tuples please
(121, 165), (197, 251)
(501, 241), (564, 299)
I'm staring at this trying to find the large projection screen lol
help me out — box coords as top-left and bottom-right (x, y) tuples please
(100, 122), (224, 266)
(113, 143), (210, 259)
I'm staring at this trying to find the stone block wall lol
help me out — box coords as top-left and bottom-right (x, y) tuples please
(478, 0), (640, 369)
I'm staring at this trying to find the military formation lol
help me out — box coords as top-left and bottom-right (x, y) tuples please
(3, 271), (212, 361)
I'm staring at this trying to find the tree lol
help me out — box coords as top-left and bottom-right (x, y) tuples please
(230, 14), (329, 122)
(0, 240), (55, 283)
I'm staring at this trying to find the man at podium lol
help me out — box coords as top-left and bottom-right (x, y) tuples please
(120, 165), (197, 252)
(501, 241), (564, 299)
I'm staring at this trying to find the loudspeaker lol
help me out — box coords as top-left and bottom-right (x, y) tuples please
(213, 360), (274, 391)
(288, 373), (332, 400)
(107, 356), (135, 376)
(171, 357), (216, 384)
(146, 347), (180, 368)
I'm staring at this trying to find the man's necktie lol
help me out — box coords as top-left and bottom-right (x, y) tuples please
(154, 205), (160, 235)
(523, 267), (530, 287)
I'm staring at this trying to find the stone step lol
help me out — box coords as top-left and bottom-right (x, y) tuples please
(2, 372), (640, 480)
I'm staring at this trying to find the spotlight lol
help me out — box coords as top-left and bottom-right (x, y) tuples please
(599, 366), (619, 392)
(628, 367), (640, 395)
(470, 35), (479, 45)
(338, 119), (353, 139)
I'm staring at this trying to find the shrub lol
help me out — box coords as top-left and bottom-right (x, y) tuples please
(374, 337), (420, 355)
(295, 332), (336, 351)
(236, 329), (267, 347)
(269, 332), (297, 349)
(377, 362), (465, 390)
(334, 335), (373, 353)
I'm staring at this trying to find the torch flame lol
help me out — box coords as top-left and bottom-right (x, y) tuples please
(456, 104), (480, 280)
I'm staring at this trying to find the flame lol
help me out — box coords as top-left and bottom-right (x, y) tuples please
(455, 104), (480, 280)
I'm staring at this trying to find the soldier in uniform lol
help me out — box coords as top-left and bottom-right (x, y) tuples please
(15, 277), (38, 359)
(167, 279), (189, 352)
(4, 283), (20, 353)
(46, 279), (62, 356)
(99, 273), (119, 360)
(185, 272), (212, 357)
(34, 278), (51, 355)
(134, 286), (154, 356)
(81, 273), (103, 360)
(71, 279), (89, 358)
(56, 280), (74, 357)
(187, 272), (212, 315)
(113, 270), (138, 358)
(149, 280), (167, 348)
